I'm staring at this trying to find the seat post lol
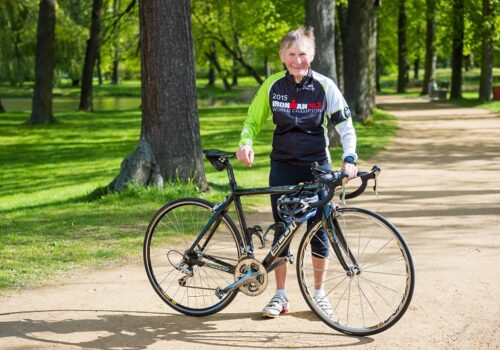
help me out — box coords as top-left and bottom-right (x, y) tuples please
(225, 159), (238, 191)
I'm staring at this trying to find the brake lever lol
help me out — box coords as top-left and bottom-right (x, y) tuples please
(340, 176), (348, 206)
(373, 169), (380, 197)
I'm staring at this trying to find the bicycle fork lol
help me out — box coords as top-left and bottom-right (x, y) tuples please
(326, 208), (361, 276)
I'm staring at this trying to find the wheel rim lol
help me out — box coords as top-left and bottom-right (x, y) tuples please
(145, 200), (240, 314)
(298, 208), (414, 335)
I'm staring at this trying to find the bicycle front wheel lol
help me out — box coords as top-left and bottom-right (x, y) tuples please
(144, 198), (242, 316)
(296, 207), (415, 336)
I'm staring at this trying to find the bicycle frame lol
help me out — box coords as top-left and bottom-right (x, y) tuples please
(185, 160), (359, 277)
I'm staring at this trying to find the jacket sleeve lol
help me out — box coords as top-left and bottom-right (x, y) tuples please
(326, 82), (358, 162)
(239, 79), (272, 147)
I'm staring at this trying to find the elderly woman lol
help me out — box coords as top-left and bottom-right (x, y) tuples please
(236, 27), (358, 318)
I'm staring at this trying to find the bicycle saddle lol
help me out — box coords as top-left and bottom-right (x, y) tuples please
(203, 149), (236, 158)
(203, 149), (235, 171)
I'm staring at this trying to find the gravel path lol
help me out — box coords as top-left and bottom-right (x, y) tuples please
(1, 96), (499, 349)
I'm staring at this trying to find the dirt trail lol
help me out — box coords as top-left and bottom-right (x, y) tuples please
(1, 96), (499, 349)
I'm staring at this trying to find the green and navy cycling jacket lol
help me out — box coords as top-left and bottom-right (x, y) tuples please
(239, 69), (357, 166)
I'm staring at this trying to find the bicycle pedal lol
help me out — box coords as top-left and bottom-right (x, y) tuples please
(287, 254), (294, 264)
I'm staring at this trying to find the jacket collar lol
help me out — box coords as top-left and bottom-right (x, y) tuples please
(285, 68), (314, 87)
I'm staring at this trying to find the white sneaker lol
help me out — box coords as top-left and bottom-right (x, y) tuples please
(314, 295), (334, 317)
(262, 294), (289, 318)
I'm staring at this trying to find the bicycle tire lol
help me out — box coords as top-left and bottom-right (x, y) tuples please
(144, 198), (242, 316)
(296, 207), (415, 336)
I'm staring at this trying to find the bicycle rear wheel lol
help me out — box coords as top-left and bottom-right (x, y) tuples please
(296, 207), (415, 336)
(144, 198), (242, 316)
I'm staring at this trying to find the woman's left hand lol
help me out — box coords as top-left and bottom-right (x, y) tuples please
(342, 162), (358, 179)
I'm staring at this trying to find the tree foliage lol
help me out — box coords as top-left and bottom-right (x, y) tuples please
(192, 0), (303, 84)
(0, 0), (37, 86)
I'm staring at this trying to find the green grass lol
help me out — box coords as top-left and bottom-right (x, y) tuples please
(379, 67), (500, 95)
(0, 77), (259, 108)
(0, 101), (397, 292)
(379, 68), (500, 113)
(444, 91), (500, 113)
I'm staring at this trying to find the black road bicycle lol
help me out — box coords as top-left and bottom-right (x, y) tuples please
(144, 149), (415, 336)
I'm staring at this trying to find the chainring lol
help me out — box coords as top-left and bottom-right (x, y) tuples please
(234, 258), (268, 296)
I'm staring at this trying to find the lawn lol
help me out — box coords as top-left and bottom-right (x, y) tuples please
(0, 90), (397, 292)
(379, 67), (500, 113)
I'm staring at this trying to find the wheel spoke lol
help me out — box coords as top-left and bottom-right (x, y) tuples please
(296, 208), (414, 336)
(362, 255), (404, 270)
(360, 275), (405, 296)
(145, 200), (240, 315)
(363, 270), (407, 277)
(355, 275), (381, 323)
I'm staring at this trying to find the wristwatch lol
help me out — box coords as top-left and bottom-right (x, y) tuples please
(343, 156), (356, 165)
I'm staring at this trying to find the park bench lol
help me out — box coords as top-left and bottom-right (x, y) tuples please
(429, 81), (449, 100)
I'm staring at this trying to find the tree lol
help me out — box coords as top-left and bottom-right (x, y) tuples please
(205, 44), (231, 90)
(109, 0), (207, 191)
(335, 3), (346, 92)
(343, 0), (378, 122)
(305, 0), (337, 83)
(111, 0), (121, 85)
(450, 0), (464, 99)
(27, 0), (56, 125)
(397, 0), (408, 93)
(479, 0), (494, 102)
(0, 1), (37, 87)
(306, 0), (340, 147)
(79, 0), (103, 111)
(421, 0), (437, 95)
(192, 0), (303, 86)
(56, 2), (89, 86)
(192, 0), (263, 85)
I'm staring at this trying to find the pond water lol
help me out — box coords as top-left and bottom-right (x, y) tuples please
(2, 97), (141, 112)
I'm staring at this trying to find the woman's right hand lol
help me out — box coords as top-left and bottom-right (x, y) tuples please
(236, 144), (254, 167)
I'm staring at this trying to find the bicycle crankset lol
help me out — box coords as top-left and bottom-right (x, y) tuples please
(234, 258), (268, 296)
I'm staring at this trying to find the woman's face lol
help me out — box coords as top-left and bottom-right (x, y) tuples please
(280, 42), (314, 82)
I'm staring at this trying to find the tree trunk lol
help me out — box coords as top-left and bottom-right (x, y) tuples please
(264, 55), (271, 78)
(450, 0), (464, 99)
(421, 0), (437, 95)
(27, 0), (56, 124)
(109, 0), (207, 192)
(306, 0), (339, 147)
(111, 0), (120, 85)
(0, 97), (5, 113)
(335, 3), (349, 93)
(479, 0), (494, 102)
(413, 57), (419, 80)
(207, 64), (216, 87)
(79, 0), (103, 111)
(205, 49), (231, 91)
(335, 6), (345, 93)
(376, 49), (381, 93)
(344, 0), (377, 122)
(305, 0), (337, 83)
(96, 53), (103, 86)
(232, 58), (238, 87)
(232, 35), (239, 86)
(397, 0), (407, 93)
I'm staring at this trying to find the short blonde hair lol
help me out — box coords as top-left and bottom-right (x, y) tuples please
(279, 26), (316, 56)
